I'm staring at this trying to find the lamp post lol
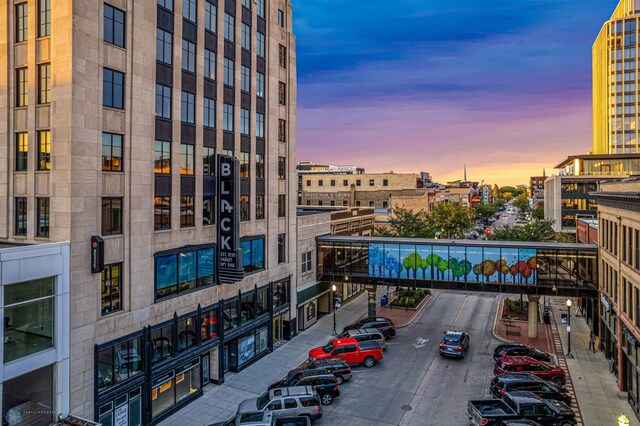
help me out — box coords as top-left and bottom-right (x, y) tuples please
(566, 299), (573, 359)
(332, 284), (337, 335)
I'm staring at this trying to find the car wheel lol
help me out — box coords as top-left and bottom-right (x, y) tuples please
(364, 356), (376, 368)
(559, 422), (575, 426)
(321, 393), (333, 405)
(552, 377), (564, 386)
(335, 375), (344, 385)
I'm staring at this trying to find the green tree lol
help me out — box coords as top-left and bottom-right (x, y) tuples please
(403, 253), (422, 279)
(513, 193), (530, 211)
(474, 203), (497, 221)
(492, 184), (500, 198)
(532, 207), (544, 221)
(502, 191), (514, 200)
(488, 220), (570, 243)
(427, 203), (474, 239)
(493, 199), (505, 210)
(373, 207), (431, 238)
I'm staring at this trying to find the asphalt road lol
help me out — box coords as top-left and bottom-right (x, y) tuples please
(315, 291), (501, 426)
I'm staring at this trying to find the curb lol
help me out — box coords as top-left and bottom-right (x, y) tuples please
(395, 291), (437, 328)
(492, 296), (512, 343)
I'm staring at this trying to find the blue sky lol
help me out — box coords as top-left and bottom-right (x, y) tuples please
(293, 0), (615, 185)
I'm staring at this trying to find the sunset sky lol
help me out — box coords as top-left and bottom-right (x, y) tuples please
(293, 0), (615, 186)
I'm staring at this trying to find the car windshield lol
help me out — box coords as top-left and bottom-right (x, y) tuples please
(322, 344), (335, 353)
(223, 415), (238, 426)
(256, 392), (271, 410)
(337, 331), (349, 338)
(443, 334), (461, 344)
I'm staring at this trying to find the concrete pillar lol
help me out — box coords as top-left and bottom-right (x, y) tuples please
(365, 284), (377, 319)
(528, 295), (540, 339)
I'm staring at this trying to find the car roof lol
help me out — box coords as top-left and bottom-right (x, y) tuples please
(496, 373), (545, 383)
(331, 337), (358, 345)
(499, 356), (541, 365)
(237, 411), (273, 424)
(506, 391), (546, 403)
(359, 317), (391, 323)
(443, 330), (465, 336)
(354, 328), (383, 335)
(495, 343), (526, 351)
(299, 374), (336, 381)
(269, 386), (315, 398)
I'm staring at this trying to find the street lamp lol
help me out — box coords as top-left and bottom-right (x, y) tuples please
(332, 284), (337, 335)
(566, 299), (573, 359)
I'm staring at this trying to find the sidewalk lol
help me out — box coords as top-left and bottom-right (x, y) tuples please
(494, 295), (639, 426)
(160, 288), (421, 426)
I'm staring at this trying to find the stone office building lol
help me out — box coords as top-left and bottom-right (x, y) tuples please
(0, 0), (297, 424)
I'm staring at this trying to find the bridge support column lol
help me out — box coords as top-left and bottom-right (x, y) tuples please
(365, 285), (377, 319)
(527, 295), (540, 339)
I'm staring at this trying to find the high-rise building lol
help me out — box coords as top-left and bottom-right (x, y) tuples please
(0, 0), (297, 424)
(593, 0), (640, 154)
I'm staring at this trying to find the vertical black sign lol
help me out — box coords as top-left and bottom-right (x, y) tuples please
(217, 155), (245, 284)
(91, 235), (104, 273)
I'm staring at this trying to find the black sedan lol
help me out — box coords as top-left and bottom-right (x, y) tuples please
(493, 344), (551, 363)
(490, 373), (572, 405)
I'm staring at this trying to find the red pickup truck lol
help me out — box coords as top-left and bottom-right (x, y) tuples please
(309, 338), (383, 368)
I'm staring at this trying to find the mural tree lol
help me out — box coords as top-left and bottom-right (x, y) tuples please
(369, 246), (384, 276)
(473, 264), (483, 281)
(437, 258), (449, 280)
(403, 253), (422, 279)
(481, 260), (496, 282)
(451, 262), (465, 281)
(424, 254), (440, 280)
(527, 256), (537, 282)
(462, 260), (473, 281)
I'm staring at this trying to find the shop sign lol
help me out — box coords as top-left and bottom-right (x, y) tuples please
(217, 155), (244, 284)
(623, 325), (639, 347)
(601, 294), (611, 312)
(114, 405), (127, 426)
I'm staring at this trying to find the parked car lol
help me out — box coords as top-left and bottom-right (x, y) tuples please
(268, 373), (340, 405)
(493, 344), (552, 363)
(237, 386), (322, 422)
(467, 391), (576, 426)
(209, 411), (273, 426)
(336, 329), (387, 350)
(500, 421), (543, 426)
(287, 358), (352, 385)
(274, 418), (311, 426)
(309, 337), (383, 367)
(343, 317), (396, 339)
(490, 374), (571, 405)
(438, 330), (470, 358)
(494, 356), (566, 386)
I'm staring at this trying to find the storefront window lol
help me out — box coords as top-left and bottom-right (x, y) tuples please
(240, 293), (255, 325)
(2, 365), (53, 426)
(224, 300), (238, 331)
(256, 288), (268, 316)
(152, 372), (175, 418)
(151, 325), (173, 364)
(175, 359), (201, 402)
(155, 245), (215, 300)
(4, 277), (55, 362)
(273, 281), (289, 309)
(177, 316), (197, 352)
(97, 335), (144, 391)
(256, 327), (268, 355)
(201, 308), (218, 341)
(237, 334), (256, 367)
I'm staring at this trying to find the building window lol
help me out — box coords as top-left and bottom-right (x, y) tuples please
(203, 146), (215, 176)
(343, 201), (348, 206)
(256, 72), (265, 98)
(15, 133), (28, 171)
(257, 32), (265, 58)
(203, 196), (214, 225)
(256, 113), (264, 138)
(242, 0), (251, 9)
(204, 49), (216, 80)
(256, 153), (265, 178)
(224, 13), (235, 42)
(239, 108), (250, 135)
(257, 0), (265, 18)
(180, 144), (194, 175)
(383, 179), (388, 186)
(102, 198), (123, 235)
(38, 64), (51, 104)
(37, 130), (51, 171)
(104, 4), (125, 48)
(256, 194), (265, 219)
(155, 140), (171, 174)
(279, 45), (286, 68)
(241, 65), (251, 92)
(158, 0), (173, 11)
(279, 82), (286, 105)
(36, 197), (49, 237)
(181, 91), (195, 124)
(155, 246), (215, 300)
(204, 98), (215, 128)
(103, 68), (124, 109)
(16, 68), (28, 107)
(240, 236), (265, 273)
(301, 251), (312, 273)
(101, 263), (122, 315)
(16, 3), (28, 43)
(180, 196), (194, 227)
(355, 200), (361, 206)
(369, 179), (375, 186)
(278, 119), (286, 142)
(330, 180), (336, 186)
(240, 151), (250, 177)
(4, 278), (55, 363)
(343, 179), (348, 186)
(155, 84), (172, 119)
(318, 200), (323, 206)
(278, 233), (286, 263)
(14, 197), (27, 236)
(318, 180), (323, 187)
(102, 132), (123, 172)
(182, 39), (196, 73)
(183, 0), (196, 23)
(241, 23), (251, 51)
(369, 201), (374, 207)
(382, 201), (388, 208)
(278, 9), (284, 27)
(223, 149), (233, 156)
(205, 1), (216, 33)
(278, 157), (286, 180)
(224, 58), (234, 87)
(156, 29), (173, 65)
(278, 194), (286, 217)
(356, 179), (361, 186)
(223, 103), (234, 131)
(240, 195), (250, 221)
(154, 197), (171, 230)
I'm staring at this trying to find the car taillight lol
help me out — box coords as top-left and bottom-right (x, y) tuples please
(439, 343), (445, 348)
(498, 389), (505, 395)
(333, 385), (339, 391)
(481, 419), (488, 426)
(317, 405), (321, 414)
(456, 346), (462, 351)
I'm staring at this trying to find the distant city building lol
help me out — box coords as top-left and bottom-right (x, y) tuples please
(529, 173), (546, 209)
(576, 218), (598, 244)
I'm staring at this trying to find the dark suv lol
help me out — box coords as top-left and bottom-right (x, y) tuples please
(439, 330), (470, 358)
(343, 317), (396, 339)
(287, 358), (352, 384)
(268, 373), (340, 405)
(493, 344), (552, 363)
(490, 373), (571, 405)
